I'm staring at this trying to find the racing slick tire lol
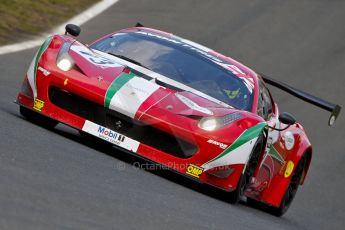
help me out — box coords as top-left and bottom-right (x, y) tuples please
(229, 134), (265, 204)
(20, 106), (58, 129)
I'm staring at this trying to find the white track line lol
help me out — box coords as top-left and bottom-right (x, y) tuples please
(0, 0), (119, 55)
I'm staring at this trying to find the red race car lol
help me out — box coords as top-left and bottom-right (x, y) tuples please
(16, 24), (341, 216)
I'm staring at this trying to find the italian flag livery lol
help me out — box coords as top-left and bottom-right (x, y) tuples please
(104, 71), (160, 119)
(17, 26), (315, 216)
(69, 40), (269, 183)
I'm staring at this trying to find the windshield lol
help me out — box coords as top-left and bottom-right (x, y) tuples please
(90, 31), (253, 111)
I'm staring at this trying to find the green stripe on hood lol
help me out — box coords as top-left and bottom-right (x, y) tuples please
(104, 71), (136, 107)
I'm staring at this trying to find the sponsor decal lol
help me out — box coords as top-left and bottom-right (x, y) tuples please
(82, 120), (140, 152)
(98, 126), (126, 142)
(37, 66), (50, 76)
(284, 160), (294, 178)
(186, 164), (204, 178)
(175, 93), (213, 115)
(284, 131), (295, 150)
(201, 122), (267, 171)
(33, 98), (45, 112)
(207, 139), (228, 149)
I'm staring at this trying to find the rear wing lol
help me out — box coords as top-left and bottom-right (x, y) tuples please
(260, 73), (341, 126)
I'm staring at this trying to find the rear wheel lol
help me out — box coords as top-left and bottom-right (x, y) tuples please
(271, 155), (307, 216)
(20, 106), (58, 129)
(229, 135), (264, 204)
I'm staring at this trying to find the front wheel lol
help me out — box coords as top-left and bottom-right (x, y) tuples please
(271, 155), (307, 216)
(228, 173), (246, 204)
(228, 135), (264, 204)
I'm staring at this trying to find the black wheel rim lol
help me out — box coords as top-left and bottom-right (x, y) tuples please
(282, 156), (306, 212)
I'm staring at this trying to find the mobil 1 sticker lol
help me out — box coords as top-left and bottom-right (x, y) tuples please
(82, 120), (139, 152)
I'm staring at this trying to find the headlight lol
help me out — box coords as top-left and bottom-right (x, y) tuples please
(198, 112), (243, 131)
(56, 42), (74, 71)
(198, 117), (218, 131)
(57, 57), (73, 71)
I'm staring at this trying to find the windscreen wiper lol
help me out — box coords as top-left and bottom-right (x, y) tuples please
(107, 53), (150, 70)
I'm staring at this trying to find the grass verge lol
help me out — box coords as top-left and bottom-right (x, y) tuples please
(0, 0), (99, 45)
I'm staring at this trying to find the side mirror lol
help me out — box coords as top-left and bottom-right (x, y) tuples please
(279, 112), (296, 125)
(65, 24), (81, 37)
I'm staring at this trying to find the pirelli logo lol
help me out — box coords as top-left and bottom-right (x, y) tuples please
(186, 164), (204, 178)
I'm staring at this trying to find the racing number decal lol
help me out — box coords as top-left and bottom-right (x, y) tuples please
(79, 51), (116, 65)
(186, 164), (204, 178)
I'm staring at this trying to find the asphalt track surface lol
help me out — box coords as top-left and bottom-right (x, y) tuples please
(1, 0), (344, 229)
